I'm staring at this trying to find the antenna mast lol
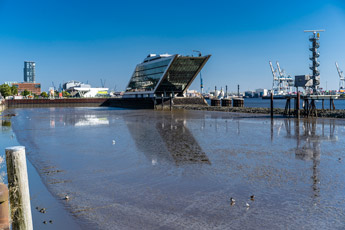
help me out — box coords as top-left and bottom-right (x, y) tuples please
(304, 29), (325, 94)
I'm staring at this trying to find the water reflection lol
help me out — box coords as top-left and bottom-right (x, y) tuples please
(49, 114), (109, 128)
(282, 119), (337, 161)
(282, 119), (338, 200)
(125, 113), (210, 166)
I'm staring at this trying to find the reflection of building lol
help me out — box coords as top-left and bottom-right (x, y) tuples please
(125, 54), (211, 97)
(282, 119), (337, 200)
(125, 113), (210, 165)
(24, 61), (35, 83)
(13, 82), (41, 95)
(283, 119), (337, 161)
(50, 113), (109, 128)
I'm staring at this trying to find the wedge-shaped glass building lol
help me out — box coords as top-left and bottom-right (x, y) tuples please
(125, 54), (211, 97)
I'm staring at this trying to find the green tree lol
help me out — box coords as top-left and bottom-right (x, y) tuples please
(21, 89), (31, 97)
(0, 84), (12, 97)
(40, 92), (48, 98)
(10, 85), (18, 95)
(62, 91), (70, 97)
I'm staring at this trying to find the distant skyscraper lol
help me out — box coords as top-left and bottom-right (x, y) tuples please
(24, 61), (35, 83)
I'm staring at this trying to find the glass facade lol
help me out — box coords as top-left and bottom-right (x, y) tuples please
(125, 54), (210, 95)
(24, 61), (36, 83)
(126, 58), (172, 93)
(155, 57), (206, 94)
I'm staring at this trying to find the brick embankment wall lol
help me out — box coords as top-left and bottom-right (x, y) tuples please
(6, 98), (108, 108)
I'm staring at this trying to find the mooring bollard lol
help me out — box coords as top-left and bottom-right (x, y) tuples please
(0, 183), (9, 230)
(5, 146), (33, 230)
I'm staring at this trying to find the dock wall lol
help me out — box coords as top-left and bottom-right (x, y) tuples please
(5, 98), (108, 108)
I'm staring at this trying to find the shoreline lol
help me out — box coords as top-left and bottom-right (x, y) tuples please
(173, 104), (345, 118)
(0, 109), (83, 230)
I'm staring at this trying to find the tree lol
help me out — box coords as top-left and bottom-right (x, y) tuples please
(62, 91), (70, 97)
(0, 84), (12, 97)
(21, 89), (31, 97)
(11, 85), (18, 95)
(40, 92), (48, 98)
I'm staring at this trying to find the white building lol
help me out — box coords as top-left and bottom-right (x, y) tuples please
(255, 88), (268, 97)
(73, 87), (109, 98)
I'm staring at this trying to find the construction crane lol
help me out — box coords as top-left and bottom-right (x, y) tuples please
(335, 62), (345, 91)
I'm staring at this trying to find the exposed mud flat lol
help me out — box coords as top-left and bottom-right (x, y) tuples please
(8, 107), (345, 230)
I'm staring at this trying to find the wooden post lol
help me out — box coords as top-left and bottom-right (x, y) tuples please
(296, 92), (300, 119)
(5, 146), (33, 230)
(330, 98), (332, 111)
(332, 99), (335, 110)
(153, 96), (157, 110)
(305, 99), (309, 117)
(0, 184), (9, 230)
(161, 94), (164, 110)
(322, 99), (324, 111)
(169, 94), (172, 111)
(270, 93), (273, 119)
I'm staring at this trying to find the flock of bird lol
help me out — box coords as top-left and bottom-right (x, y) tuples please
(230, 195), (255, 208)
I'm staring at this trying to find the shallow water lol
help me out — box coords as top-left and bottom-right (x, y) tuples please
(0, 114), (81, 230)
(9, 107), (345, 229)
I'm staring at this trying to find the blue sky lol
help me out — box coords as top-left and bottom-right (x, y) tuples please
(0, 0), (345, 92)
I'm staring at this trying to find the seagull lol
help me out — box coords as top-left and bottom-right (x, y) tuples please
(230, 197), (235, 203)
(64, 195), (69, 200)
(250, 195), (255, 201)
(245, 202), (250, 208)
(112, 140), (116, 145)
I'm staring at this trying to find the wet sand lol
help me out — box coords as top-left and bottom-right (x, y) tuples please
(7, 107), (345, 229)
(0, 116), (82, 230)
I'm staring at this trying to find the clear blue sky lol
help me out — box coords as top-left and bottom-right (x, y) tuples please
(1, 0), (345, 92)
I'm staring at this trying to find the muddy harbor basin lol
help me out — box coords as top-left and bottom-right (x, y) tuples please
(8, 107), (345, 229)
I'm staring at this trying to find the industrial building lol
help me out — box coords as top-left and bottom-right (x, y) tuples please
(124, 54), (211, 97)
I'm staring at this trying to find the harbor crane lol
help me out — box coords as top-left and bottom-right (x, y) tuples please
(335, 62), (345, 91)
(269, 61), (293, 95)
(100, 79), (106, 88)
(269, 61), (278, 89)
